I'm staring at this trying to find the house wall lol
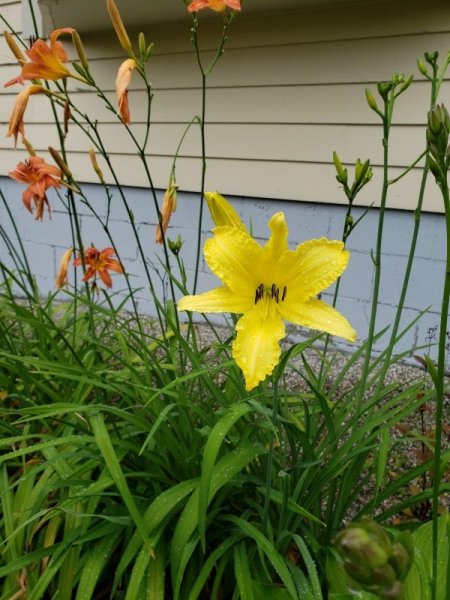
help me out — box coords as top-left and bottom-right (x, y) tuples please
(1, 0), (450, 210)
(0, 0), (448, 360)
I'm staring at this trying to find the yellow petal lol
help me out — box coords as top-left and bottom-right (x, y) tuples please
(279, 238), (349, 302)
(263, 211), (289, 260)
(178, 286), (252, 314)
(280, 298), (356, 342)
(232, 305), (285, 390)
(204, 227), (262, 295)
(205, 191), (247, 231)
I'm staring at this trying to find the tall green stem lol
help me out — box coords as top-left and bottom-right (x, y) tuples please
(190, 15), (234, 294)
(431, 181), (450, 600)
(263, 378), (279, 535)
(373, 59), (439, 400)
(355, 96), (393, 411)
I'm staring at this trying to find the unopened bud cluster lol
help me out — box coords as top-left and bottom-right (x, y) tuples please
(427, 104), (450, 186)
(333, 152), (372, 203)
(335, 518), (414, 600)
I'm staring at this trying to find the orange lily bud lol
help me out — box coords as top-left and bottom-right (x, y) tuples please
(89, 147), (105, 183)
(71, 30), (89, 71)
(106, 0), (133, 55)
(155, 174), (178, 244)
(23, 137), (36, 156)
(48, 146), (73, 179)
(3, 31), (26, 64)
(55, 248), (73, 288)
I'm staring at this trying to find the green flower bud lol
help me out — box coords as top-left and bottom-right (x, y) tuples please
(382, 581), (405, 600)
(335, 522), (390, 570)
(139, 32), (147, 58)
(333, 151), (348, 185)
(427, 104), (450, 181)
(425, 50), (439, 66)
(365, 88), (379, 112)
(417, 59), (428, 77)
(428, 154), (444, 181)
(428, 108), (442, 135)
(389, 532), (414, 580)
(145, 42), (155, 61)
(335, 520), (413, 600)
(168, 235), (183, 256)
(389, 542), (411, 580)
(377, 81), (393, 99)
(398, 74), (414, 94)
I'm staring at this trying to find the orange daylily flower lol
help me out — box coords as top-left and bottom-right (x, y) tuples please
(55, 248), (74, 288)
(9, 155), (61, 220)
(5, 28), (75, 87)
(73, 246), (123, 288)
(187, 0), (241, 12)
(6, 85), (44, 147)
(115, 58), (137, 124)
(155, 175), (178, 244)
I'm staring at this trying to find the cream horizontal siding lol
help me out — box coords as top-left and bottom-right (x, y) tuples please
(0, 0), (449, 212)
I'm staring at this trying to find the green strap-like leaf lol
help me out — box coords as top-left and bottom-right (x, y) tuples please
(171, 443), (265, 599)
(90, 413), (153, 556)
(199, 402), (253, 550)
(234, 541), (255, 600)
(227, 516), (298, 599)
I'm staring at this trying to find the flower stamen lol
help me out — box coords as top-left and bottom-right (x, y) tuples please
(254, 283), (264, 304)
(255, 283), (288, 305)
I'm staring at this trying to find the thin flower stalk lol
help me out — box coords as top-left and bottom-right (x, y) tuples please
(354, 76), (409, 412)
(190, 12), (237, 293)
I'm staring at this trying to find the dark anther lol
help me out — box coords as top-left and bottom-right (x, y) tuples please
(271, 283), (276, 298)
(282, 286), (287, 301)
(255, 283), (265, 304)
(275, 289), (280, 303)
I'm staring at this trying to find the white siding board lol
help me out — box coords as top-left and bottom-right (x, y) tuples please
(3, 31), (448, 89)
(2, 122), (428, 169)
(0, 147), (442, 213)
(0, 80), (441, 126)
(0, 4), (22, 31)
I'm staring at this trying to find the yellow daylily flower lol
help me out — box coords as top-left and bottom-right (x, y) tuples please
(178, 200), (356, 390)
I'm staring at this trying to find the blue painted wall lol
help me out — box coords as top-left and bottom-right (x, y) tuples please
(0, 176), (445, 361)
